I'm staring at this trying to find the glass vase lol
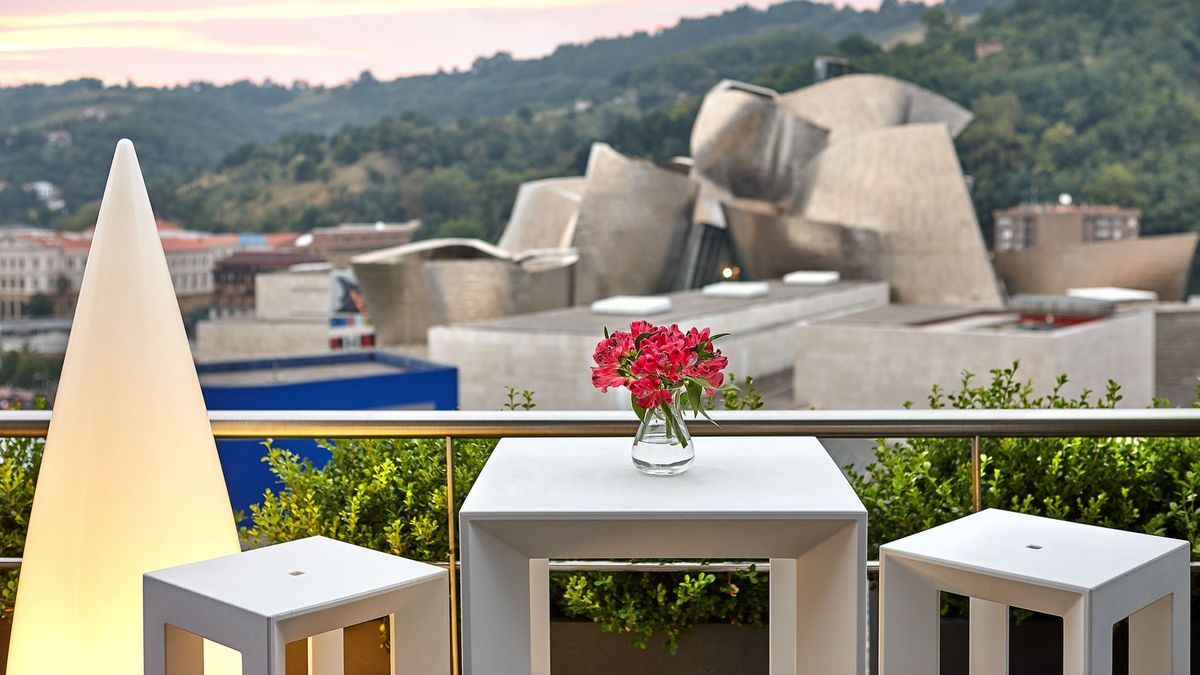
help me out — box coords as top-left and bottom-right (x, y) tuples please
(632, 400), (694, 476)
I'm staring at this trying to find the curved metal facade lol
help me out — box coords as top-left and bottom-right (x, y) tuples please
(570, 143), (694, 303)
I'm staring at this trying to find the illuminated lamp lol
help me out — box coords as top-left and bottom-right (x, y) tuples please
(6, 140), (240, 674)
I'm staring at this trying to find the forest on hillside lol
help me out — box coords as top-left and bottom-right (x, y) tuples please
(6, 0), (1198, 273)
(0, 0), (1003, 225)
(152, 0), (1200, 257)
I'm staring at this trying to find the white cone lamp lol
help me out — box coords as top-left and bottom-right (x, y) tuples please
(6, 140), (241, 674)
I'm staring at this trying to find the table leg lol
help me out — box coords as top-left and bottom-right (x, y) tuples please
(879, 556), (939, 675)
(308, 629), (343, 675)
(787, 522), (864, 675)
(769, 558), (797, 675)
(969, 598), (1008, 675)
(461, 521), (538, 675)
(530, 558), (551, 675)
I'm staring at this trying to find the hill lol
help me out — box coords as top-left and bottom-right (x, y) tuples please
(0, 0), (1009, 225)
(174, 0), (1200, 299)
(757, 0), (1200, 244)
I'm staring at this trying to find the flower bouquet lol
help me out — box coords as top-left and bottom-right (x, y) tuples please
(591, 320), (735, 475)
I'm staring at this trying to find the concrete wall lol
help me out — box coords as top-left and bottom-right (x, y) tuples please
(256, 270), (330, 320)
(1155, 304), (1200, 405)
(194, 319), (329, 361)
(793, 310), (1155, 409)
(430, 282), (888, 410)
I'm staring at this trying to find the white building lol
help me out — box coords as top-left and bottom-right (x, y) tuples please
(428, 279), (889, 410)
(792, 298), (1155, 409)
(195, 265), (373, 361)
(0, 222), (240, 318)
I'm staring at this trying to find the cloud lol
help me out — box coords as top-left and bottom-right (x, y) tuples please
(0, 25), (355, 57)
(0, 0), (618, 29)
(0, 0), (788, 86)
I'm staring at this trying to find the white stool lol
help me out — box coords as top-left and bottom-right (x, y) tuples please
(879, 509), (1190, 675)
(143, 536), (449, 675)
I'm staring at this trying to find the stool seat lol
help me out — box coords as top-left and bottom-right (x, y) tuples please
(143, 536), (449, 675)
(883, 508), (1184, 592)
(879, 509), (1190, 675)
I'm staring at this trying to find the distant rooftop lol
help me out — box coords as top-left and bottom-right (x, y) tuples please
(315, 220), (420, 234)
(197, 350), (445, 388)
(460, 279), (879, 335)
(825, 298), (1128, 335)
(995, 203), (1140, 217)
(199, 359), (398, 387)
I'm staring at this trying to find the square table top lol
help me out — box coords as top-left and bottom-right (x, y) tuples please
(460, 436), (865, 521)
(881, 509), (1188, 592)
(145, 536), (445, 619)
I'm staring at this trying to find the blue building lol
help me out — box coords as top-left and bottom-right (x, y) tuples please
(198, 350), (457, 516)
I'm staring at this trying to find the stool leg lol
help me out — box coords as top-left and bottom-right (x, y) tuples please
(1129, 591), (1185, 675)
(242, 646), (271, 675)
(969, 598), (1008, 675)
(879, 556), (940, 675)
(308, 629), (344, 675)
(390, 575), (451, 675)
(1064, 600), (1112, 675)
(167, 626), (205, 675)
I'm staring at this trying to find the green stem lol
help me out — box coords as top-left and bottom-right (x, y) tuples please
(661, 400), (688, 449)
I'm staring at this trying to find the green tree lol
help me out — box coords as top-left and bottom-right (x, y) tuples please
(22, 294), (54, 318)
(1085, 163), (1138, 206)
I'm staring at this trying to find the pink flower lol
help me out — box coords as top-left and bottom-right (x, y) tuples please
(589, 321), (731, 406)
(630, 376), (673, 409)
(590, 364), (628, 393)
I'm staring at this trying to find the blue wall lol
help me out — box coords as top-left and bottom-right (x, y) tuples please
(199, 351), (457, 517)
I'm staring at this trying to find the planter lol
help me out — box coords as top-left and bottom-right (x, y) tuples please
(282, 620), (768, 675)
(551, 621), (767, 675)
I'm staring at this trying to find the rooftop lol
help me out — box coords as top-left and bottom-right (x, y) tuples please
(458, 279), (879, 335)
(196, 350), (443, 388)
(823, 300), (1132, 335)
(995, 203), (1140, 217)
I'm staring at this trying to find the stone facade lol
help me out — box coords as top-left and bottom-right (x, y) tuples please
(429, 280), (888, 410)
(1155, 304), (1200, 405)
(793, 307), (1155, 409)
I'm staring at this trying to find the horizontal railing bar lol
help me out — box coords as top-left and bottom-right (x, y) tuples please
(3, 409), (1200, 438)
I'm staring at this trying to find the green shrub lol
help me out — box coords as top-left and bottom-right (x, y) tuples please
(0, 420), (43, 619)
(240, 436), (495, 561)
(848, 362), (1200, 564)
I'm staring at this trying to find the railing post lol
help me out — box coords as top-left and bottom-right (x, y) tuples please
(445, 435), (460, 675)
(971, 435), (982, 513)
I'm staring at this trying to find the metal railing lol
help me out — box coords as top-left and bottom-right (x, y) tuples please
(3, 408), (1200, 673)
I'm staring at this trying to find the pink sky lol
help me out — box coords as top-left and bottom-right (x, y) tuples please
(0, 0), (934, 87)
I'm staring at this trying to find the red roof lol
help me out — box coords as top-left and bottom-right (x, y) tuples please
(265, 232), (300, 247)
(82, 218), (186, 234)
(215, 250), (325, 268)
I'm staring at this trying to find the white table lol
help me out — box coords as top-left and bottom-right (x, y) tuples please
(880, 509), (1190, 675)
(459, 436), (867, 675)
(143, 536), (449, 675)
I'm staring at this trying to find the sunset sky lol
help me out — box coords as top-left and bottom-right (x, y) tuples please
(0, 0), (936, 87)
